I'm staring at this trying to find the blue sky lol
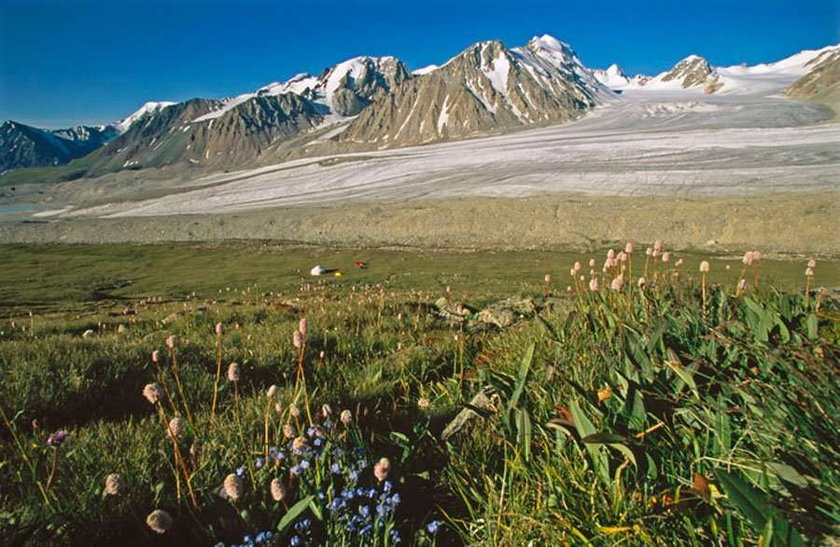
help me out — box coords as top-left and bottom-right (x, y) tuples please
(1, 0), (837, 128)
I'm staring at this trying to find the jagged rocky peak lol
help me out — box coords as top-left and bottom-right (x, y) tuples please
(661, 54), (713, 88)
(115, 101), (177, 133)
(339, 35), (604, 148)
(320, 55), (410, 116)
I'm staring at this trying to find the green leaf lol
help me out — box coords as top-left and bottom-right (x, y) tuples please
(805, 314), (818, 339)
(716, 470), (769, 530)
(767, 463), (809, 488)
(581, 432), (628, 444)
(277, 495), (315, 533)
(508, 344), (534, 413)
(714, 468), (806, 546)
(515, 408), (532, 461)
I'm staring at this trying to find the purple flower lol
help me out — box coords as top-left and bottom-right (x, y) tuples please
(427, 520), (441, 534)
(46, 430), (69, 447)
(331, 463), (341, 474)
(236, 466), (246, 477)
(255, 458), (265, 469)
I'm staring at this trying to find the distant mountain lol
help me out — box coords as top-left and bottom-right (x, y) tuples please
(593, 64), (630, 89)
(600, 45), (840, 95)
(340, 35), (607, 147)
(0, 121), (118, 171)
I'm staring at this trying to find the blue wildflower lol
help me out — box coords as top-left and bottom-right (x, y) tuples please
(255, 458), (265, 469)
(359, 505), (370, 518)
(331, 463), (341, 474)
(382, 480), (393, 493)
(290, 465), (302, 476)
(360, 524), (373, 536)
(427, 520), (442, 534)
(299, 460), (310, 471)
(289, 535), (301, 546)
(236, 466), (246, 477)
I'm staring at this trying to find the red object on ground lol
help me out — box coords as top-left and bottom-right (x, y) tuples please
(354, 261), (367, 268)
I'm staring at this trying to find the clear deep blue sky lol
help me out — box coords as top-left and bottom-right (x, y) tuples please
(1, 0), (837, 128)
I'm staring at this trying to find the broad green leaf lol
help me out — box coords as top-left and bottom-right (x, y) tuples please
(277, 495), (315, 533)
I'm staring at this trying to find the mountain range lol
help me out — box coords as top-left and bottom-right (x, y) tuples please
(1, 35), (837, 177)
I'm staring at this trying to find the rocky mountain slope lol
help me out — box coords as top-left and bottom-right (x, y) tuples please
(0, 121), (118, 171)
(340, 36), (607, 146)
(786, 50), (840, 112)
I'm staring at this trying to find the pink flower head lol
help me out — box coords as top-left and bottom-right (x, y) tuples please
(625, 242), (634, 254)
(588, 258), (596, 268)
(589, 278), (600, 292)
(699, 261), (710, 273)
(807, 258), (817, 269)
(610, 276), (625, 291)
(292, 330), (303, 349)
(618, 252), (628, 263)
(742, 251), (754, 266)
(151, 350), (160, 363)
(645, 247), (653, 257)
(215, 322), (223, 336)
(607, 249), (616, 260)
(374, 457), (391, 482)
(544, 273), (551, 284)
(165, 335), (176, 349)
(653, 240), (664, 252)
(662, 252), (671, 263)
(573, 261), (582, 272)
(637, 276), (647, 288)
(298, 318), (308, 340)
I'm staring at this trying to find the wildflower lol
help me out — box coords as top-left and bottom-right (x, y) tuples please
(292, 436), (308, 454)
(618, 252), (628, 263)
(146, 509), (173, 534)
(574, 261), (582, 272)
(227, 362), (240, 383)
(292, 330), (303, 349)
(807, 258), (817, 269)
(374, 457), (391, 482)
(298, 318), (308, 340)
(46, 430), (69, 447)
(104, 473), (124, 496)
(597, 387), (612, 402)
(166, 335), (176, 349)
(610, 276), (624, 291)
(625, 242), (634, 254)
(267, 385), (278, 399)
(588, 258), (596, 268)
(224, 473), (243, 501)
(662, 252), (671, 263)
(340, 409), (353, 426)
(588, 278), (599, 292)
(675, 258), (684, 267)
(167, 417), (185, 440)
(570, 268), (577, 277)
(637, 276), (647, 288)
(142, 383), (163, 405)
(653, 240), (664, 252)
(215, 322), (223, 336)
(742, 251), (756, 265)
(283, 423), (295, 439)
(289, 403), (301, 418)
(151, 350), (160, 363)
(645, 247), (653, 256)
(806, 267), (814, 277)
(699, 261), (710, 273)
(417, 397), (430, 411)
(607, 249), (616, 259)
(427, 520), (442, 535)
(321, 404), (332, 418)
(270, 478), (287, 501)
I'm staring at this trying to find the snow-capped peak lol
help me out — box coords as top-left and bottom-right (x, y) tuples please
(116, 101), (175, 133)
(192, 55), (408, 123)
(593, 63), (630, 88)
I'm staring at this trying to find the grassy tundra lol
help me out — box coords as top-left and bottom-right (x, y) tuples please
(0, 242), (838, 545)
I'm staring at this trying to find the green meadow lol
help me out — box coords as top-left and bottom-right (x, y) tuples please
(0, 242), (838, 545)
